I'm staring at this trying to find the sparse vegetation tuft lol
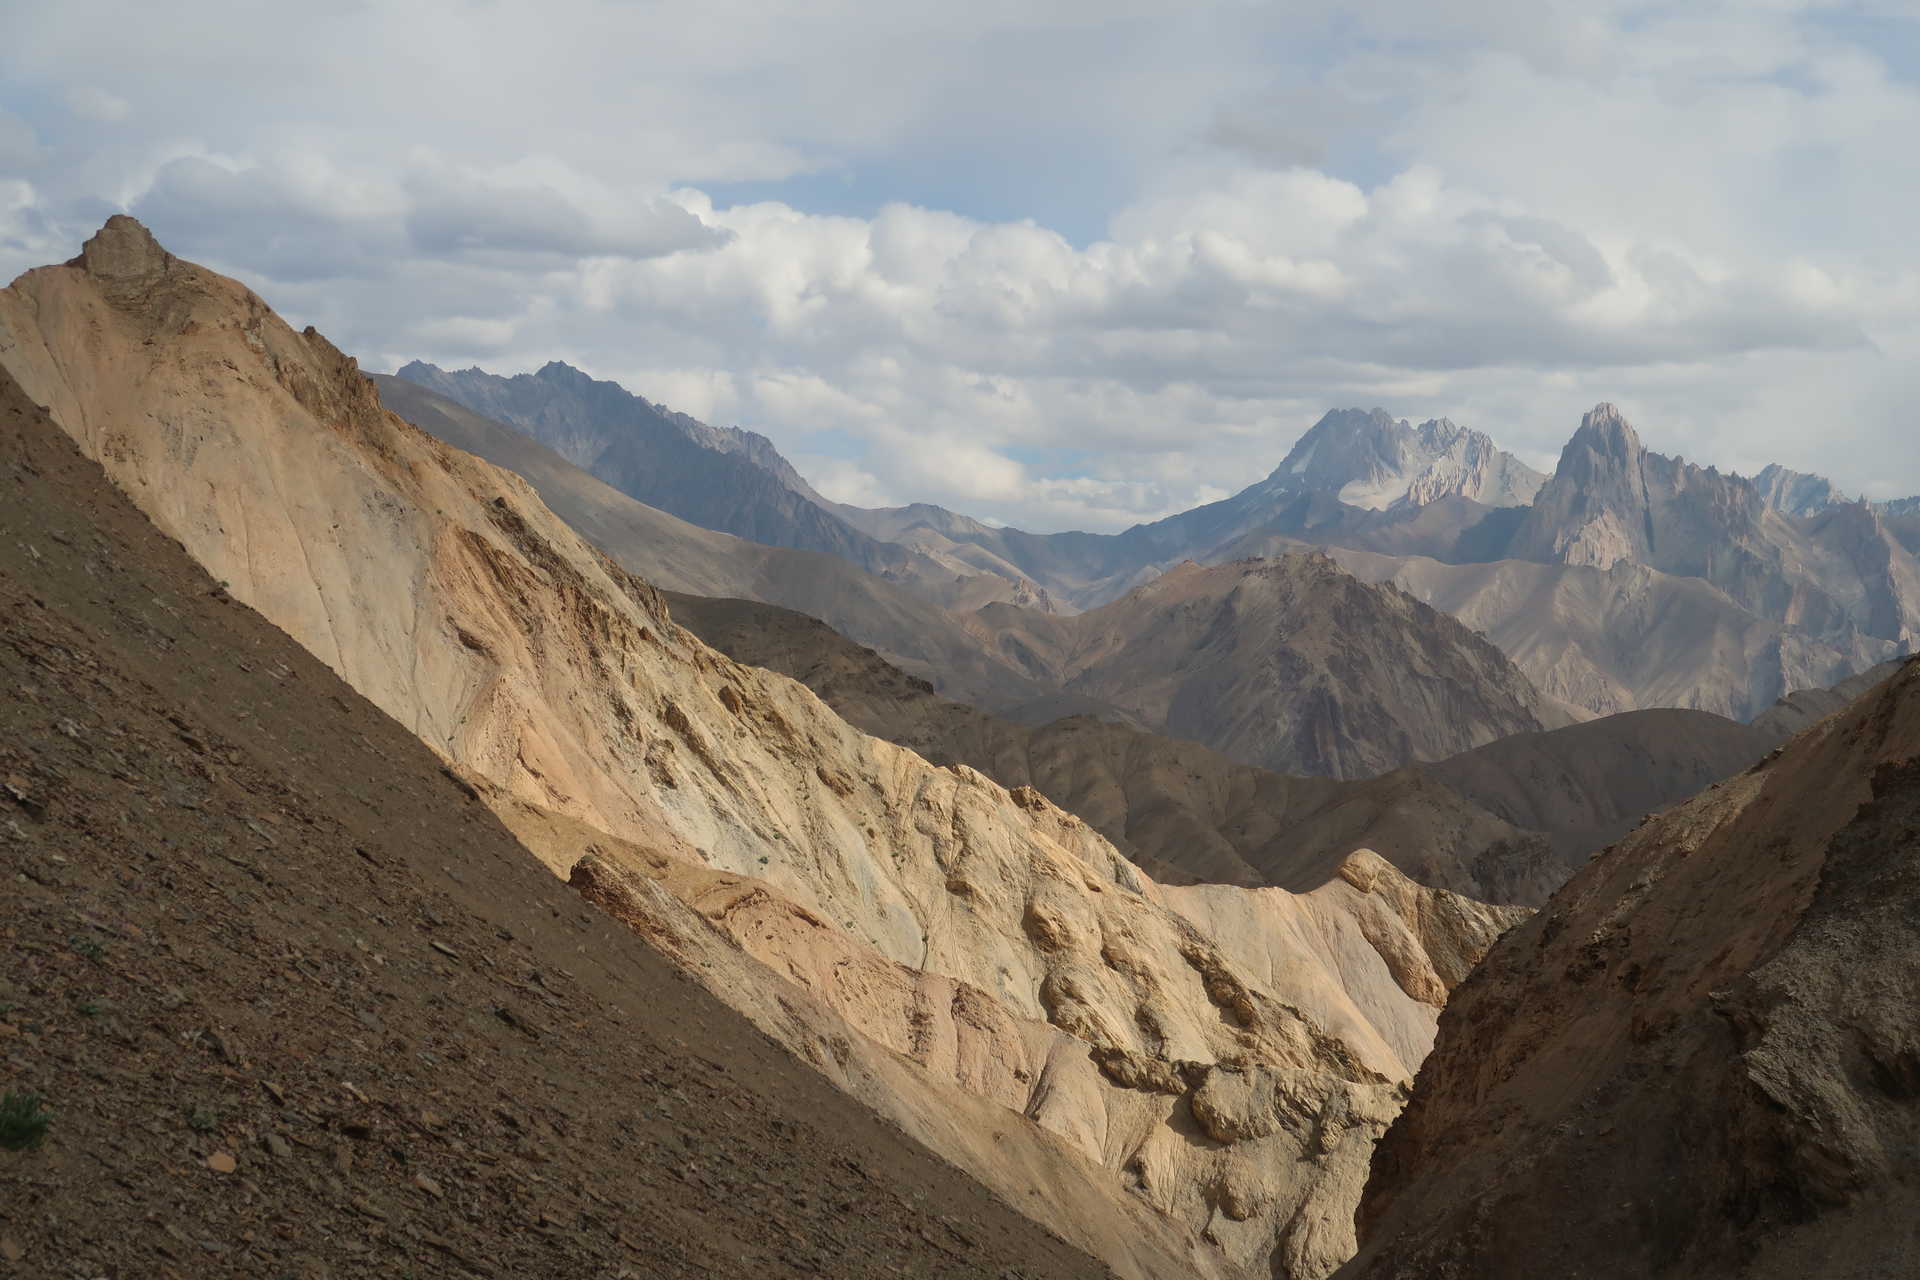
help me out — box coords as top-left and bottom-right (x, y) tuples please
(0, 1090), (50, 1152)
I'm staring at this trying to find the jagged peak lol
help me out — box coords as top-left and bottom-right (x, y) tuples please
(67, 214), (174, 284)
(535, 359), (591, 383)
(1572, 402), (1642, 455)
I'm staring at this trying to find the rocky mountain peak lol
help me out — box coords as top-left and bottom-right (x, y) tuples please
(1565, 401), (1643, 464)
(68, 214), (174, 286)
(1261, 408), (1544, 512)
(534, 359), (596, 387)
(1753, 462), (1850, 517)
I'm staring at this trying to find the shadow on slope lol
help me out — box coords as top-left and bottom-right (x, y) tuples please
(0, 365), (1105, 1279)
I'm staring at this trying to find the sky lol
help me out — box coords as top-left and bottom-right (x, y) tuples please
(4, 0), (1920, 532)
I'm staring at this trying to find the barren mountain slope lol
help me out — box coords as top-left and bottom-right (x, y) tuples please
(1421, 708), (1777, 865)
(1338, 656), (1920, 1280)
(0, 364), (1108, 1280)
(667, 590), (1561, 902)
(671, 591), (1782, 904)
(0, 217), (1522, 1280)
(372, 374), (1067, 710)
(825, 411), (1543, 611)
(973, 556), (1556, 778)
(1749, 658), (1906, 739)
(1213, 534), (1902, 720)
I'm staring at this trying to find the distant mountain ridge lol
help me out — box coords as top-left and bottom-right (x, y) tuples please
(1508, 403), (1920, 645)
(397, 358), (1915, 721)
(392, 361), (1060, 613)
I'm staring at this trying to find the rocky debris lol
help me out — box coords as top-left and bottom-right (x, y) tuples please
(0, 360), (1109, 1280)
(1337, 656), (1920, 1280)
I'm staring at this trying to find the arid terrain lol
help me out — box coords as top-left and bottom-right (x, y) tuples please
(0, 363), (1110, 1278)
(4, 215), (1916, 1280)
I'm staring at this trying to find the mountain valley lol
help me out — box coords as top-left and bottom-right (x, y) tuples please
(4, 217), (1537, 1280)
(5, 215), (1917, 1280)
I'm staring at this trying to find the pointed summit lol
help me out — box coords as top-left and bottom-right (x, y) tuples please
(69, 214), (174, 285)
(1509, 404), (1657, 569)
(1566, 402), (1643, 463)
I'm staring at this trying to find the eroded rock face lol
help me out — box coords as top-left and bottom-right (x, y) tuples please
(1338, 657), (1920, 1280)
(1, 219), (1522, 1280)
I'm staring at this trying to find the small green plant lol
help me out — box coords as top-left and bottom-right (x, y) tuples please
(69, 936), (105, 963)
(0, 1090), (49, 1151)
(76, 1000), (102, 1017)
(187, 1105), (219, 1134)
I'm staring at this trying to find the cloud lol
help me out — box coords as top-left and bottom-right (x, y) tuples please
(401, 160), (728, 260)
(64, 86), (129, 123)
(5, 0), (1920, 531)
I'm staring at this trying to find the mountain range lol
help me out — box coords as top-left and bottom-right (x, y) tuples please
(3, 216), (1533, 1280)
(397, 363), (1916, 725)
(9, 216), (1920, 1280)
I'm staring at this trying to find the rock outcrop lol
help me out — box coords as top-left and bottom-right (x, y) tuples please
(1337, 656), (1920, 1280)
(1, 216), (1521, 1280)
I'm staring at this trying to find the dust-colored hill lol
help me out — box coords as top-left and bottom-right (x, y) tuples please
(382, 375), (1550, 782)
(972, 556), (1557, 778)
(1420, 708), (1777, 865)
(671, 591), (1787, 906)
(0, 363), (1109, 1280)
(1, 216), (1523, 1280)
(836, 406), (1913, 720)
(667, 590), (1560, 902)
(1336, 656), (1920, 1280)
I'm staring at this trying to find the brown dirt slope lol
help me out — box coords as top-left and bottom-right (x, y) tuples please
(0, 366), (1107, 1278)
(1336, 655), (1920, 1280)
